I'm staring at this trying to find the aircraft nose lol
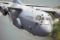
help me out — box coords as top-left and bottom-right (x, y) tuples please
(30, 23), (52, 36)
(39, 20), (53, 33)
(40, 32), (49, 36)
(38, 26), (51, 36)
(41, 24), (53, 33)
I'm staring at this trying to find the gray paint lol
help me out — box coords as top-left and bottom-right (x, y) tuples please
(20, 17), (49, 36)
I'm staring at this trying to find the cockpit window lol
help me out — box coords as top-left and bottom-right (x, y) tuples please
(36, 15), (44, 21)
(41, 17), (44, 20)
(36, 16), (41, 20)
(46, 18), (50, 20)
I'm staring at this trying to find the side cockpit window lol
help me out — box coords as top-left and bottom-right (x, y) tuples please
(36, 15), (44, 21)
(36, 15), (41, 21)
(41, 17), (44, 20)
(46, 18), (50, 20)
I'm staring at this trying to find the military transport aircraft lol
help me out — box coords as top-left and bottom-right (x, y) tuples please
(0, 0), (59, 36)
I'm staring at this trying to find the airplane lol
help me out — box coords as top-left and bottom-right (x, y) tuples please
(0, 0), (59, 36)
(26, 4), (60, 17)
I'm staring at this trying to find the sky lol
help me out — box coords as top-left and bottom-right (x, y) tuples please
(20, 0), (60, 7)
(0, 0), (60, 7)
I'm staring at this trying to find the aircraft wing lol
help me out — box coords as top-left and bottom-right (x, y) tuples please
(0, 1), (22, 10)
(26, 4), (60, 13)
(0, 1), (60, 17)
(0, 1), (60, 13)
